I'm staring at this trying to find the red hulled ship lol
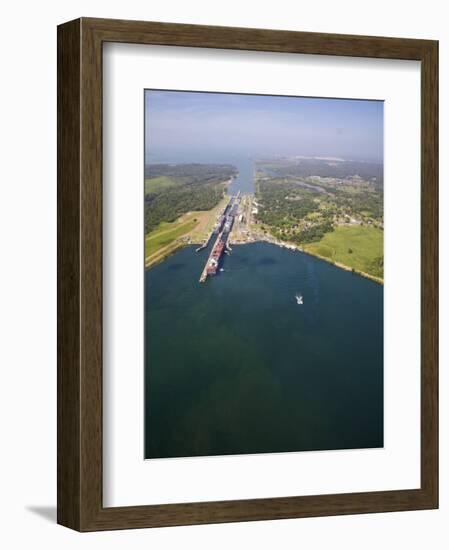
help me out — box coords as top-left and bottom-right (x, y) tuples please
(206, 239), (226, 276)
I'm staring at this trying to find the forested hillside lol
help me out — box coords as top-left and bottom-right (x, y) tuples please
(144, 163), (236, 232)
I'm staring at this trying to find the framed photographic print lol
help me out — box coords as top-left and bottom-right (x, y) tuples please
(57, 17), (438, 531)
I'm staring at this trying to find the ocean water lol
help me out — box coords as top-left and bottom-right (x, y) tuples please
(144, 242), (383, 459)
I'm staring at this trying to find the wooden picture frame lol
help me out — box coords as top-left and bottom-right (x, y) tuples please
(57, 17), (438, 531)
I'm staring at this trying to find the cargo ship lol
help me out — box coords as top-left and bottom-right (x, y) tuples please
(212, 214), (225, 234)
(222, 215), (234, 235)
(206, 239), (226, 276)
(198, 192), (242, 282)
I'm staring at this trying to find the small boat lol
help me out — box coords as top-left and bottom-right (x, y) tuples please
(295, 294), (303, 305)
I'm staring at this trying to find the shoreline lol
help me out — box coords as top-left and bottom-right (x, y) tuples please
(242, 234), (383, 285)
(145, 240), (187, 270)
(246, 236), (383, 285)
(145, 234), (383, 285)
(299, 247), (384, 285)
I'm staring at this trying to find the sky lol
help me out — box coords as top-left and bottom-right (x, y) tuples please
(145, 90), (383, 164)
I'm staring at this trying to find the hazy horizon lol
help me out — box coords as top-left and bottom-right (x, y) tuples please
(145, 90), (384, 164)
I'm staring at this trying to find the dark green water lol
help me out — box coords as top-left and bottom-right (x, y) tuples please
(144, 242), (383, 459)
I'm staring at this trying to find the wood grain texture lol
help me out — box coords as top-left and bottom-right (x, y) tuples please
(57, 18), (81, 531)
(57, 17), (438, 532)
(420, 40), (439, 504)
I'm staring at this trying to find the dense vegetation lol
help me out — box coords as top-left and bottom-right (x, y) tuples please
(291, 221), (334, 244)
(145, 163), (236, 184)
(255, 158), (384, 279)
(256, 180), (319, 228)
(144, 163), (236, 233)
(258, 158), (383, 188)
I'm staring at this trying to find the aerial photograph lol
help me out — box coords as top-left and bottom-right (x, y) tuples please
(144, 90), (384, 459)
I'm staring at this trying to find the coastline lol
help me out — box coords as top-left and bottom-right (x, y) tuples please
(145, 232), (383, 285)
(145, 240), (188, 270)
(300, 247), (384, 285)
(250, 234), (383, 285)
(263, 238), (383, 284)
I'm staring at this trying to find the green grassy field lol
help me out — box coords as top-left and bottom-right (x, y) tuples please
(304, 225), (383, 279)
(145, 215), (199, 259)
(145, 176), (180, 194)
